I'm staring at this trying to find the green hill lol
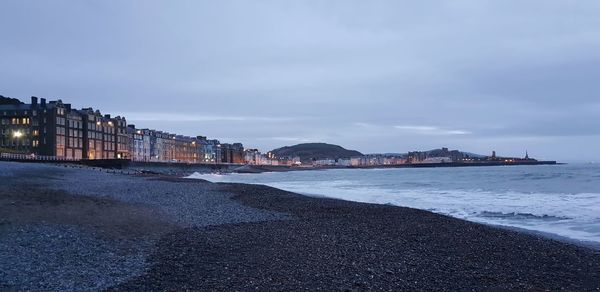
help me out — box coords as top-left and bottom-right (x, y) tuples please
(270, 143), (363, 163)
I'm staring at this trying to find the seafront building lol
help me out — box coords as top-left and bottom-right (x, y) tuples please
(0, 97), (99, 160)
(1, 95), (540, 167)
(0, 96), (244, 164)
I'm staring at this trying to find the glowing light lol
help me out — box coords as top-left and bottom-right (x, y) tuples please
(13, 131), (23, 138)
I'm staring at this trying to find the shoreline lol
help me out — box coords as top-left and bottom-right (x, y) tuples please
(1, 161), (598, 290)
(224, 179), (600, 252)
(0, 156), (560, 175)
(485, 222), (600, 251)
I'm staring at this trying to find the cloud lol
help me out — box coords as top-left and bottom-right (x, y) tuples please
(121, 112), (296, 123)
(1, 1), (599, 160)
(259, 137), (315, 142)
(394, 125), (471, 135)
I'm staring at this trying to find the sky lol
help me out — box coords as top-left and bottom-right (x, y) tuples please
(1, 1), (599, 161)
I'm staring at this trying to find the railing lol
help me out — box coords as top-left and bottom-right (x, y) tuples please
(0, 152), (78, 161)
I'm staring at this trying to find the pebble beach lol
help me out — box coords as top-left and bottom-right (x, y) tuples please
(1, 161), (599, 291)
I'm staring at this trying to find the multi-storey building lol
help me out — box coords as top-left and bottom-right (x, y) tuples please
(1, 97), (76, 158)
(200, 138), (221, 163)
(0, 97), (37, 154)
(244, 148), (260, 165)
(0, 97), (127, 160)
(79, 108), (104, 160)
(1, 95), (245, 164)
(221, 143), (244, 164)
(127, 129), (198, 163)
(114, 116), (129, 159)
(64, 106), (84, 160)
(128, 126), (152, 162)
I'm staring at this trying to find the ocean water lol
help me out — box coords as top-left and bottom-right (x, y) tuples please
(188, 164), (600, 244)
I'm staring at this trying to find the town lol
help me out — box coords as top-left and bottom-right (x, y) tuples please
(1, 95), (554, 168)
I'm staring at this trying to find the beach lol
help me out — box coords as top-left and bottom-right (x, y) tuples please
(1, 161), (599, 291)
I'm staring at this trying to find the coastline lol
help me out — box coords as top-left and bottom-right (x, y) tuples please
(1, 161), (598, 290)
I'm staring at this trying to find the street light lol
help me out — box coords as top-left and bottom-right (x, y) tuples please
(13, 130), (23, 153)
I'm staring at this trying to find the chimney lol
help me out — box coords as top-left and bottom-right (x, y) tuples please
(41, 98), (46, 107)
(104, 114), (111, 119)
(31, 96), (38, 106)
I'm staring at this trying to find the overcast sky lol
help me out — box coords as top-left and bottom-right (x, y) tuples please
(1, 1), (599, 161)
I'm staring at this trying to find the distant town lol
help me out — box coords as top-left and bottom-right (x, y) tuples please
(0, 95), (555, 168)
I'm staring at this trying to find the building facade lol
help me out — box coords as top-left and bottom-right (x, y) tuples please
(1, 95), (245, 164)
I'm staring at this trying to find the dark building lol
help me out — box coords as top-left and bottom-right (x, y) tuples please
(220, 142), (244, 164)
(0, 97), (75, 158)
(114, 116), (129, 159)
(0, 96), (129, 160)
(407, 147), (464, 163)
(2, 95), (244, 164)
(0, 96), (38, 154)
(79, 108), (106, 160)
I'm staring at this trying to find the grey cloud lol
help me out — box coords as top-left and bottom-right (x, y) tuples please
(1, 0), (599, 161)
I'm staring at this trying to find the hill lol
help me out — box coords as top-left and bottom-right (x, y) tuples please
(270, 143), (363, 163)
(424, 148), (486, 158)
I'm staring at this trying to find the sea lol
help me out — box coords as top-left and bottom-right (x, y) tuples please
(188, 163), (600, 245)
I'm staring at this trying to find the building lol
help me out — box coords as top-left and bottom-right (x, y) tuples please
(0, 97), (128, 160)
(1, 95), (247, 164)
(79, 108), (105, 160)
(114, 116), (129, 159)
(125, 127), (211, 164)
(0, 97), (38, 155)
(220, 143), (244, 164)
(1, 97), (83, 159)
(64, 105), (83, 160)
(244, 148), (261, 165)
(128, 126), (152, 162)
